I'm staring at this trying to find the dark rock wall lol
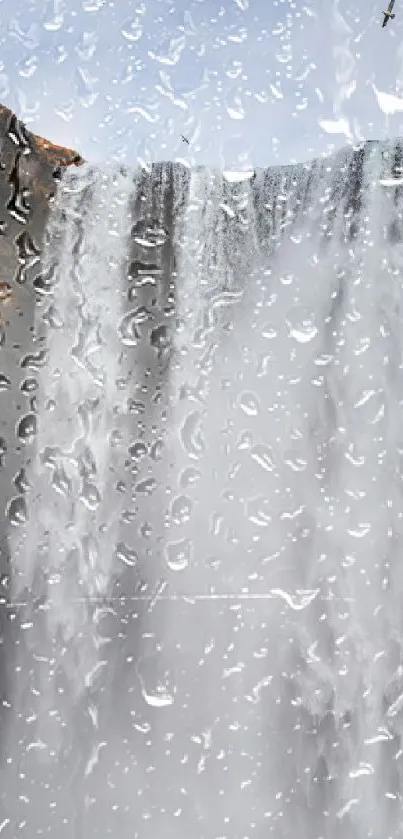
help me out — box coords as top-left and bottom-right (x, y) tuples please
(0, 107), (83, 588)
(0, 105), (82, 753)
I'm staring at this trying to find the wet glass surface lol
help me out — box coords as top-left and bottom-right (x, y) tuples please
(1, 2), (403, 838)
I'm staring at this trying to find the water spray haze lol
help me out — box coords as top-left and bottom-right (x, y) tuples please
(3, 143), (403, 836)
(10, 166), (132, 707)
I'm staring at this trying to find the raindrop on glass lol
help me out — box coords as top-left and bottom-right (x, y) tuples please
(238, 391), (260, 417)
(115, 541), (138, 568)
(6, 495), (28, 526)
(17, 412), (37, 444)
(165, 538), (192, 572)
(79, 481), (101, 511)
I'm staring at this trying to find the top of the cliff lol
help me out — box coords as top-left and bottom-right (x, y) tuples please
(0, 102), (84, 169)
(0, 100), (372, 176)
(2, 99), (403, 180)
(0, 102), (86, 291)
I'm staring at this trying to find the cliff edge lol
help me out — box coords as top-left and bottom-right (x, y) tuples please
(0, 102), (84, 295)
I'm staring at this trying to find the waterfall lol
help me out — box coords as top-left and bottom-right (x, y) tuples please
(3, 142), (403, 836)
(9, 165), (133, 739)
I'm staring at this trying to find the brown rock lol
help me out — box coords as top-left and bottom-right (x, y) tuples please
(0, 101), (84, 288)
(30, 135), (84, 169)
(0, 102), (84, 170)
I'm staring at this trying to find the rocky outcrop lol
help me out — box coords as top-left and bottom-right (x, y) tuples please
(0, 104), (84, 583)
(0, 102), (83, 289)
(0, 102), (84, 168)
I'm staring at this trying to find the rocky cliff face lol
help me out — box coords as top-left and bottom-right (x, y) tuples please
(0, 104), (83, 745)
(0, 104), (83, 576)
(0, 102), (83, 286)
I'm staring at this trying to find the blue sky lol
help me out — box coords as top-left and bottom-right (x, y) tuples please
(0, 0), (402, 167)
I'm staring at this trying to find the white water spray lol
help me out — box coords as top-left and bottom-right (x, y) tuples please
(4, 146), (403, 837)
(10, 166), (132, 711)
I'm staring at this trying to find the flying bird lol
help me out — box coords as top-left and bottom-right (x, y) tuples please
(382, 0), (396, 27)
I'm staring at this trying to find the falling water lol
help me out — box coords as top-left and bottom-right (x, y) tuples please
(9, 165), (133, 746)
(4, 142), (403, 836)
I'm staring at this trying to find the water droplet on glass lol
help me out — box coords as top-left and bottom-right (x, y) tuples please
(83, 0), (105, 10)
(79, 481), (101, 511)
(287, 308), (318, 344)
(141, 684), (174, 708)
(0, 373), (11, 392)
(6, 495), (28, 526)
(170, 495), (192, 525)
(150, 324), (169, 352)
(32, 269), (55, 296)
(238, 391), (260, 417)
(131, 219), (167, 248)
(129, 259), (160, 282)
(180, 411), (205, 459)
(165, 538), (192, 571)
(129, 441), (147, 460)
(150, 440), (163, 461)
(137, 655), (175, 708)
(135, 478), (157, 496)
(20, 377), (38, 394)
(128, 398), (145, 416)
(14, 467), (30, 494)
(0, 282), (12, 303)
(109, 429), (123, 448)
(21, 350), (48, 370)
(115, 541), (138, 568)
(179, 466), (201, 487)
(120, 509), (136, 524)
(52, 467), (72, 497)
(121, 16), (143, 42)
(246, 495), (272, 527)
(262, 323), (278, 340)
(225, 91), (246, 121)
(118, 310), (143, 346)
(17, 412), (37, 444)
(251, 443), (275, 473)
(41, 445), (60, 469)
(139, 521), (152, 538)
(223, 169), (253, 183)
(43, 304), (64, 329)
